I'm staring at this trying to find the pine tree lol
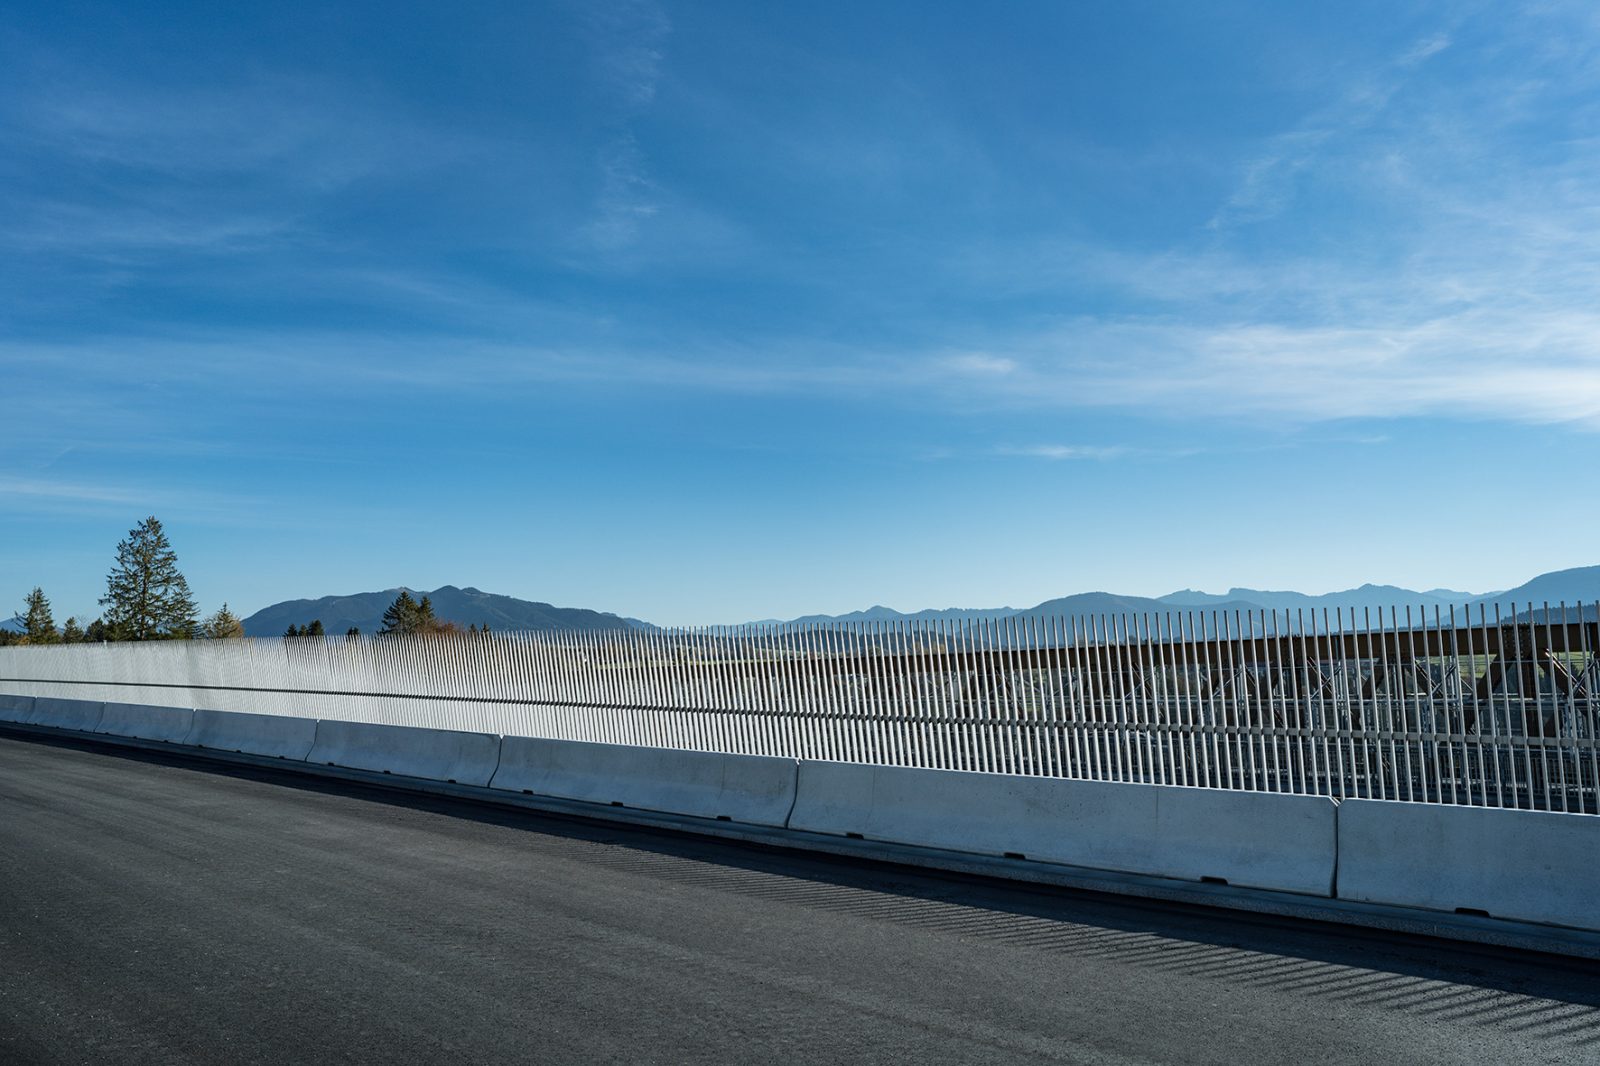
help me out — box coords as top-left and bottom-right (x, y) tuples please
(22, 587), (59, 644)
(202, 604), (245, 639)
(61, 617), (85, 643)
(84, 618), (110, 642)
(346, 626), (361, 638)
(378, 591), (454, 635)
(307, 619), (325, 637)
(379, 591), (421, 634)
(100, 516), (199, 640)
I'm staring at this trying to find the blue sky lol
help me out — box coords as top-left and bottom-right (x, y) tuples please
(4, 1), (1599, 626)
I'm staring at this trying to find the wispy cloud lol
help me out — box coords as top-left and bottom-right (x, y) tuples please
(938, 353), (1018, 377)
(0, 55), (517, 266)
(1208, 32), (1453, 229)
(584, 132), (661, 251)
(575, 0), (672, 253)
(0, 476), (149, 506)
(995, 444), (1129, 461)
(0, 475), (261, 524)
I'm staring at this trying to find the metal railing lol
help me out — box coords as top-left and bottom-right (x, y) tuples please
(2, 602), (1597, 813)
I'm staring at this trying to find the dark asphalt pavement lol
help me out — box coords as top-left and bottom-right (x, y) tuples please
(2, 730), (1598, 1065)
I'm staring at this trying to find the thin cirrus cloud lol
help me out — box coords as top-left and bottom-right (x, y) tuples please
(994, 445), (1130, 461)
(0, 476), (255, 520)
(925, 312), (1600, 428)
(1207, 32), (1455, 230)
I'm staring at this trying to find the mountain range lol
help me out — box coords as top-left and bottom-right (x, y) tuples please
(10, 565), (1600, 637)
(749, 565), (1600, 628)
(238, 586), (652, 637)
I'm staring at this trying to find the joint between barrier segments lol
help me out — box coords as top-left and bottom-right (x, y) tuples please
(487, 734), (507, 791)
(782, 759), (801, 830)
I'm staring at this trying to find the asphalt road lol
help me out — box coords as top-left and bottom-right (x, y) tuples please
(2, 731), (1598, 1065)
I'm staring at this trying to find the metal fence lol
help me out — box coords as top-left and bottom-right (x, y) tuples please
(2, 603), (1598, 814)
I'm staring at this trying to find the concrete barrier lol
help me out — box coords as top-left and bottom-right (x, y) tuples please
(0, 694), (35, 722)
(186, 709), (318, 761)
(1337, 799), (1600, 931)
(490, 738), (798, 826)
(790, 762), (1338, 897)
(96, 702), (194, 743)
(29, 697), (106, 732)
(307, 720), (501, 786)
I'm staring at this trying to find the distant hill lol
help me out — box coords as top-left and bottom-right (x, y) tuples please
(1492, 566), (1600, 608)
(241, 585), (653, 637)
(767, 566), (1600, 629)
(233, 565), (1600, 638)
(1156, 568), (1600, 616)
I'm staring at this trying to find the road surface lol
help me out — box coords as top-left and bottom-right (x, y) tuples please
(2, 729), (1597, 1064)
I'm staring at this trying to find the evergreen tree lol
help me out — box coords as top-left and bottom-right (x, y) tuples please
(202, 604), (245, 639)
(84, 618), (110, 642)
(285, 623), (303, 638)
(378, 592), (451, 635)
(379, 591), (422, 634)
(346, 626), (361, 638)
(61, 617), (85, 643)
(100, 517), (199, 640)
(306, 619), (325, 637)
(22, 587), (59, 644)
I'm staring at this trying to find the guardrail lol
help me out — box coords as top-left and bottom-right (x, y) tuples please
(1, 602), (1596, 813)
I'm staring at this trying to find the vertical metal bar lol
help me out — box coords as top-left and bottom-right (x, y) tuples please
(1124, 613), (1150, 784)
(1497, 601), (1516, 809)
(926, 619), (952, 771)
(1012, 617), (1032, 776)
(1536, 602), (1558, 811)
(1088, 614), (1115, 781)
(1174, 610), (1196, 788)
(1480, 602), (1504, 808)
(1556, 603), (1579, 812)
(1291, 608), (1313, 797)
(1401, 605), (1422, 802)
(1035, 615), (1054, 777)
(1123, 612), (1144, 783)
(1085, 612), (1109, 782)
(1262, 609), (1285, 793)
(1582, 603), (1600, 811)
(835, 622), (859, 765)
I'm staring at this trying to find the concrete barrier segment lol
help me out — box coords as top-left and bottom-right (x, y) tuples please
(490, 737), (798, 827)
(307, 720), (501, 787)
(790, 761), (1337, 897)
(0, 693), (36, 723)
(186, 709), (318, 761)
(1336, 798), (1600, 932)
(29, 697), (107, 732)
(96, 702), (193, 743)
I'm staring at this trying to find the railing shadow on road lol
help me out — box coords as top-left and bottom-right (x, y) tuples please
(18, 726), (1600, 1052)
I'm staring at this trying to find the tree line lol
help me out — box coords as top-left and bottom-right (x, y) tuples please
(2, 516), (238, 646)
(4, 516), (485, 647)
(281, 593), (492, 638)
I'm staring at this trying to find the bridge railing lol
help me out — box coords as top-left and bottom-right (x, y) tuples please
(2, 602), (1597, 814)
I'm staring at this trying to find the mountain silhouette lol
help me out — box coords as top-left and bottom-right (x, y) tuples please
(241, 585), (652, 637)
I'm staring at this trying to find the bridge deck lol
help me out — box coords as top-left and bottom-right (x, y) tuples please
(2, 732), (1597, 1065)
